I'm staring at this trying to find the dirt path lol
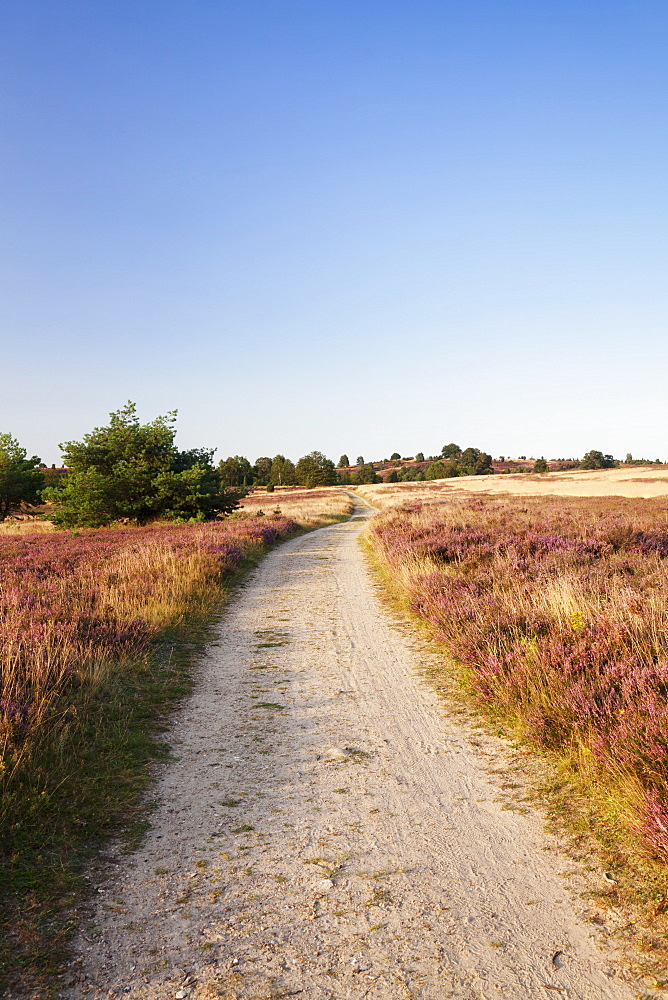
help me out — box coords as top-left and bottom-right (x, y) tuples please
(68, 501), (639, 999)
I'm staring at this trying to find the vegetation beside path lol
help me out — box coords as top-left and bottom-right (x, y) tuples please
(366, 494), (668, 981)
(0, 497), (352, 996)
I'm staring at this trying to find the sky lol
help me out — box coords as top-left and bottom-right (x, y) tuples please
(1, 1), (667, 465)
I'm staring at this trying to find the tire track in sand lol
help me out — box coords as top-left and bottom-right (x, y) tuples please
(67, 500), (639, 999)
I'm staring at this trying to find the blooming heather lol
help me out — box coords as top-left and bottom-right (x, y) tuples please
(370, 495), (668, 857)
(0, 516), (296, 750)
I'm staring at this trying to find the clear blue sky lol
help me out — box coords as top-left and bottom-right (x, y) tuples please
(2, 1), (667, 464)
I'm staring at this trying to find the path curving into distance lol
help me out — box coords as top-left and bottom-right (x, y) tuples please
(68, 499), (638, 999)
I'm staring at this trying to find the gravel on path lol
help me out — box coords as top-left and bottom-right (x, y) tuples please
(66, 500), (639, 999)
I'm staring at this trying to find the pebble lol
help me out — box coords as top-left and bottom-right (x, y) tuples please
(317, 878), (334, 891)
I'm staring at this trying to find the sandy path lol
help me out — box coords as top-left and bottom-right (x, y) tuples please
(68, 501), (638, 1000)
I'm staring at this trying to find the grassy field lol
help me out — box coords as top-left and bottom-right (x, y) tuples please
(366, 489), (668, 973)
(357, 464), (668, 506)
(239, 485), (353, 525)
(0, 494), (352, 995)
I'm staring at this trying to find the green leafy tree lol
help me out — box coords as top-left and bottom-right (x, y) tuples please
(580, 450), (617, 470)
(441, 443), (462, 459)
(356, 455), (364, 466)
(458, 447), (493, 476)
(390, 452), (401, 461)
(0, 433), (44, 520)
(337, 454), (350, 468)
(425, 461), (448, 480)
(44, 402), (243, 527)
(295, 451), (337, 488)
(415, 452), (425, 462)
(270, 455), (296, 487)
(386, 469), (399, 483)
(218, 455), (254, 487)
(533, 457), (549, 473)
(351, 463), (378, 485)
(253, 457), (273, 486)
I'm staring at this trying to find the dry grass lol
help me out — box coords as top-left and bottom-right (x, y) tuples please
(356, 465), (668, 509)
(0, 519), (54, 535)
(240, 486), (353, 526)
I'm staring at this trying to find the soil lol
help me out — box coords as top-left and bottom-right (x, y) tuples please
(66, 499), (639, 999)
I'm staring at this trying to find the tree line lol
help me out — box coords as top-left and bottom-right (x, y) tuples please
(0, 404), (647, 526)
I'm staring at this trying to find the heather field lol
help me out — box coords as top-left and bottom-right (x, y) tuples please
(368, 494), (668, 879)
(0, 516), (298, 753)
(0, 513), (306, 990)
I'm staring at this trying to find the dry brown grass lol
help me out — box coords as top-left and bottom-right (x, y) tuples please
(356, 465), (668, 509)
(240, 486), (353, 526)
(0, 519), (54, 535)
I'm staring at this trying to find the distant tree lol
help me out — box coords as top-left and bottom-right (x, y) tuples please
(415, 452), (425, 462)
(0, 432), (44, 520)
(356, 456), (364, 466)
(336, 469), (351, 485)
(415, 471), (426, 481)
(386, 469), (399, 483)
(580, 450), (617, 470)
(43, 402), (242, 527)
(458, 448), (493, 476)
(337, 454), (350, 468)
(351, 463), (378, 485)
(270, 454), (296, 487)
(441, 443), (462, 459)
(626, 453), (633, 463)
(390, 452), (401, 461)
(295, 451), (337, 488)
(398, 467), (417, 481)
(533, 457), (549, 473)
(425, 461), (448, 480)
(518, 455), (526, 460)
(266, 482), (275, 492)
(218, 455), (254, 488)
(253, 456), (273, 486)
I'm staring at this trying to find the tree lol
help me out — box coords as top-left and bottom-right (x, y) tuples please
(533, 457), (549, 473)
(356, 456), (364, 466)
(415, 452), (425, 462)
(441, 443), (462, 459)
(0, 433), (44, 520)
(386, 469), (399, 483)
(425, 461), (449, 480)
(390, 452), (401, 462)
(581, 450), (617, 470)
(218, 455), (254, 488)
(253, 457), (272, 486)
(295, 451), (337, 488)
(43, 402), (243, 527)
(458, 448), (493, 476)
(337, 454), (350, 468)
(270, 455), (296, 487)
(351, 463), (378, 485)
